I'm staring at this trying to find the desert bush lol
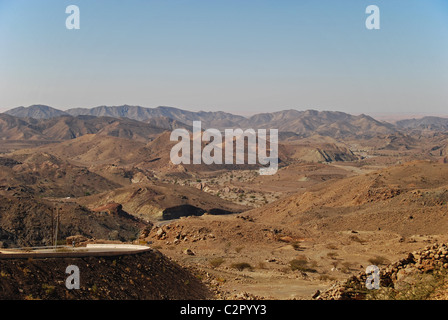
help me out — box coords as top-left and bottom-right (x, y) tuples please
(349, 235), (366, 244)
(327, 252), (339, 260)
(42, 283), (55, 295)
(341, 261), (356, 273)
(291, 242), (302, 251)
(289, 259), (317, 273)
(368, 256), (390, 266)
(326, 243), (339, 250)
(318, 274), (336, 281)
(231, 262), (253, 271)
(224, 241), (232, 253)
(209, 257), (225, 268)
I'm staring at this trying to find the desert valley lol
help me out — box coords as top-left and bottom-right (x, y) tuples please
(2, 104), (448, 300)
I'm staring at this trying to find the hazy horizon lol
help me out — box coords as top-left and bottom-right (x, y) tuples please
(3, 103), (448, 121)
(1, 0), (447, 116)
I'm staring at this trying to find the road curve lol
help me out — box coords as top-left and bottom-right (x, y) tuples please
(0, 244), (152, 259)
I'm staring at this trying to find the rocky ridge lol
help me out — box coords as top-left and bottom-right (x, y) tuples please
(314, 242), (448, 300)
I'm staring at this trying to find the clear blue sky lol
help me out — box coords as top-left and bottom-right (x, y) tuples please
(0, 0), (447, 116)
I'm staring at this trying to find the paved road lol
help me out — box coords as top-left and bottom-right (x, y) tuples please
(155, 218), (178, 227)
(0, 244), (152, 259)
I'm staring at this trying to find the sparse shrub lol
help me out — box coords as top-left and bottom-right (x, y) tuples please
(216, 277), (226, 283)
(235, 246), (244, 253)
(209, 257), (225, 268)
(349, 235), (366, 244)
(327, 252), (339, 260)
(289, 259), (317, 273)
(42, 283), (55, 295)
(231, 262), (253, 271)
(368, 256), (390, 266)
(318, 274), (336, 281)
(341, 261), (356, 273)
(21, 267), (31, 276)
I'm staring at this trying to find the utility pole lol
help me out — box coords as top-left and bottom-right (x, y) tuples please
(51, 207), (54, 247)
(54, 207), (60, 248)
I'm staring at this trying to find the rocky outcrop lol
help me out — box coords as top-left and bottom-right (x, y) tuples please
(315, 243), (448, 300)
(141, 223), (215, 244)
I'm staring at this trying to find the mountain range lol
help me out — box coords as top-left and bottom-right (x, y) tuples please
(4, 104), (448, 150)
(396, 116), (448, 131)
(2, 104), (401, 138)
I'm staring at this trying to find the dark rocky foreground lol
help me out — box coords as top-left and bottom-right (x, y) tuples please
(0, 250), (212, 300)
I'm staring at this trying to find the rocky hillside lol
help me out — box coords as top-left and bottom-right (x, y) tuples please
(5, 105), (245, 129)
(77, 182), (249, 222)
(315, 242), (448, 300)
(397, 116), (448, 131)
(246, 160), (448, 236)
(4, 105), (68, 119)
(0, 249), (212, 300)
(0, 114), (168, 142)
(0, 152), (122, 198)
